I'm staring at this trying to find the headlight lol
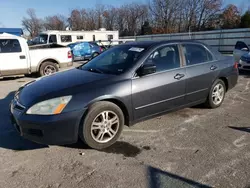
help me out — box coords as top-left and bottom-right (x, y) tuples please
(26, 96), (72, 115)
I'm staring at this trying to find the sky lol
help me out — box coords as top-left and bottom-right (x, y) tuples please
(0, 0), (249, 28)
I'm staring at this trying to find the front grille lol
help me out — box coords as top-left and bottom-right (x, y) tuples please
(13, 98), (25, 111)
(243, 66), (250, 69)
(27, 129), (43, 137)
(15, 103), (25, 111)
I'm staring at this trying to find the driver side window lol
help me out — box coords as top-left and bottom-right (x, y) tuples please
(146, 44), (180, 72)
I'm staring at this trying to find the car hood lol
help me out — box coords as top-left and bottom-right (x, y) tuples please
(18, 68), (113, 107)
(241, 52), (250, 61)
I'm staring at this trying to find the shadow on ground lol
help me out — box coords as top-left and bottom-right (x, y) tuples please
(64, 140), (146, 158)
(0, 91), (47, 151)
(228, 126), (250, 134)
(148, 166), (212, 188)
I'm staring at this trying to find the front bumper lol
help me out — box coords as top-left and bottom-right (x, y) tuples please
(10, 100), (85, 145)
(238, 60), (250, 70)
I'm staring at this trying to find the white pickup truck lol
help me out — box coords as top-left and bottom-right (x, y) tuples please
(0, 33), (73, 77)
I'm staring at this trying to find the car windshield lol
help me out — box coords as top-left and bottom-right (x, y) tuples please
(80, 45), (147, 75)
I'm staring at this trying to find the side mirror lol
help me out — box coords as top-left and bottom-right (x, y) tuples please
(241, 47), (249, 52)
(138, 63), (156, 76)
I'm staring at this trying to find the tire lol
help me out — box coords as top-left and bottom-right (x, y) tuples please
(39, 61), (59, 77)
(205, 79), (226, 108)
(79, 101), (124, 150)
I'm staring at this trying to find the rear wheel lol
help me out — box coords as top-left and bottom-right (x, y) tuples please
(39, 61), (58, 76)
(79, 101), (124, 150)
(205, 79), (226, 108)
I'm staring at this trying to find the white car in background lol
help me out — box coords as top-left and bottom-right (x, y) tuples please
(233, 41), (250, 71)
(0, 33), (73, 77)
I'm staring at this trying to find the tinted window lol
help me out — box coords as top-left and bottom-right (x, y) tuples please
(80, 45), (147, 75)
(146, 45), (180, 72)
(0, 39), (22, 53)
(77, 36), (84, 40)
(49, 35), (57, 43)
(183, 44), (214, 65)
(108, 35), (113, 40)
(235, 41), (249, 50)
(38, 34), (48, 44)
(61, 35), (72, 43)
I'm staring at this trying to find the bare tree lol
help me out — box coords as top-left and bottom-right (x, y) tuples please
(103, 6), (117, 30)
(44, 15), (67, 30)
(221, 4), (241, 29)
(22, 9), (43, 37)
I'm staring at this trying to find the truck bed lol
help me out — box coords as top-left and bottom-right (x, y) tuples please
(29, 43), (67, 50)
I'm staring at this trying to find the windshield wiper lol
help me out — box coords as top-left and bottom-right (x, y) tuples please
(86, 68), (103, 74)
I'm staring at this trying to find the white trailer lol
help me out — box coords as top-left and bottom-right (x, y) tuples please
(35, 28), (119, 46)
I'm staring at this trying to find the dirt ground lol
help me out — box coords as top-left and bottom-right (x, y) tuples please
(0, 68), (250, 188)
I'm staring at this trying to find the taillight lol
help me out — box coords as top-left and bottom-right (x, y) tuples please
(68, 51), (72, 59)
(234, 62), (238, 69)
(100, 47), (103, 52)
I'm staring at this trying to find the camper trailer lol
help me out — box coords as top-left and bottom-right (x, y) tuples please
(34, 28), (119, 46)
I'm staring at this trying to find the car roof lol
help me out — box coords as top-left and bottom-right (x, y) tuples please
(120, 40), (207, 48)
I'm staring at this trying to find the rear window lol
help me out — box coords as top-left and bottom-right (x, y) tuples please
(182, 44), (214, 65)
(0, 39), (22, 53)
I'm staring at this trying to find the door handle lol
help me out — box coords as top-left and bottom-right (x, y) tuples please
(20, 55), (26, 59)
(174, 73), (185, 80)
(210, 65), (217, 70)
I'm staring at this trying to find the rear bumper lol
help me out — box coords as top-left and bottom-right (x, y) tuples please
(227, 69), (239, 91)
(10, 101), (85, 145)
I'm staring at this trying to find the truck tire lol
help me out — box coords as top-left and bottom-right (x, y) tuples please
(39, 61), (59, 77)
(79, 101), (124, 150)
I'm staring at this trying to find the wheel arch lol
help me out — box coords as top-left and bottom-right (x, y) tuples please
(37, 58), (59, 72)
(84, 96), (131, 127)
(218, 77), (229, 91)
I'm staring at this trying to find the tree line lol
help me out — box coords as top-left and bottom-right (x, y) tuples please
(22, 0), (250, 38)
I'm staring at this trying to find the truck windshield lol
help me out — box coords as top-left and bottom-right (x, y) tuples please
(80, 45), (148, 75)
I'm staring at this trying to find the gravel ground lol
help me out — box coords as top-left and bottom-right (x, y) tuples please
(0, 66), (250, 188)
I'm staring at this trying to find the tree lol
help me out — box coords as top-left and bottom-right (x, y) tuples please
(22, 9), (43, 37)
(44, 15), (67, 30)
(221, 4), (241, 29)
(103, 6), (118, 30)
(140, 21), (152, 35)
(241, 11), (250, 28)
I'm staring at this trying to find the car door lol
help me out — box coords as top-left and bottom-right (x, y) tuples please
(82, 42), (91, 59)
(132, 44), (186, 120)
(233, 41), (249, 62)
(181, 43), (218, 104)
(0, 38), (28, 76)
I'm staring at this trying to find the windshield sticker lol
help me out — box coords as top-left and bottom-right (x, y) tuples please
(129, 47), (144, 52)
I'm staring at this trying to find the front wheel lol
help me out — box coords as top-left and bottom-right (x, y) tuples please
(205, 79), (226, 108)
(79, 101), (124, 150)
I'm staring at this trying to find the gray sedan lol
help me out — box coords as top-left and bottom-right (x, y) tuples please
(10, 40), (238, 149)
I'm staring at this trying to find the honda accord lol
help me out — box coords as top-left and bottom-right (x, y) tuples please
(10, 40), (238, 149)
